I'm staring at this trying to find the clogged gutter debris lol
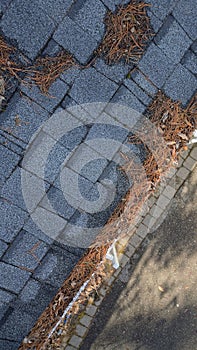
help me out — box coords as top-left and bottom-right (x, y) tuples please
(18, 92), (197, 350)
(19, 246), (110, 350)
(148, 91), (197, 154)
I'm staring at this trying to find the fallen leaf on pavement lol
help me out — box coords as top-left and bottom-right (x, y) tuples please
(158, 285), (164, 292)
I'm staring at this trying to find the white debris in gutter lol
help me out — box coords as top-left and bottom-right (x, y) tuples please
(189, 130), (197, 144)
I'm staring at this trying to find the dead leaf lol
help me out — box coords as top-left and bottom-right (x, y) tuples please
(185, 119), (193, 128)
(167, 141), (176, 145)
(161, 111), (169, 123)
(178, 132), (188, 141)
(88, 296), (94, 305)
(14, 115), (21, 126)
(0, 95), (5, 109)
(158, 285), (164, 292)
(0, 77), (5, 95)
(71, 281), (77, 288)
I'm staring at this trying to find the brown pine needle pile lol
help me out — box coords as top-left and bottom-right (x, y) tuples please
(29, 52), (77, 94)
(0, 36), (25, 108)
(148, 91), (197, 153)
(0, 35), (77, 94)
(98, 1), (153, 63)
(1, 1), (153, 95)
(0, 36), (21, 78)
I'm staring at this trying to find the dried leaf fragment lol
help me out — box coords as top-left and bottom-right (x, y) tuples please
(158, 285), (164, 292)
(178, 132), (188, 141)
